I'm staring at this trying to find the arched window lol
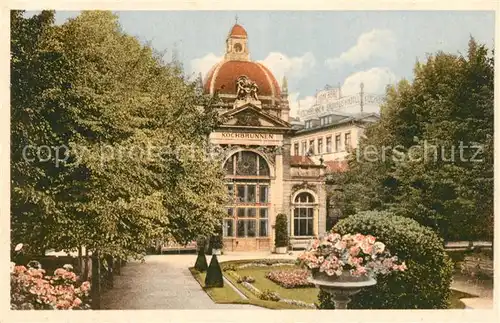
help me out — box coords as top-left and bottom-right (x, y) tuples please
(293, 191), (316, 236)
(294, 192), (315, 204)
(224, 151), (270, 177)
(223, 151), (271, 240)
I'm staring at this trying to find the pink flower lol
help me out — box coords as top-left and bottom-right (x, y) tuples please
(365, 235), (376, 244)
(72, 297), (82, 307)
(334, 240), (346, 250)
(80, 281), (90, 292)
(328, 255), (338, 263)
(54, 268), (66, 276)
(55, 300), (71, 310)
(349, 246), (360, 256)
(327, 233), (341, 242)
(354, 233), (364, 241)
(360, 242), (373, 254)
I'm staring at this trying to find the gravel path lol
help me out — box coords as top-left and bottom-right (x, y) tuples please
(101, 254), (267, 309)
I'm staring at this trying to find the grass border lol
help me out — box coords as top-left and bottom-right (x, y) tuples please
(189, 260), (308, 309)
(188, 267), (249, 305)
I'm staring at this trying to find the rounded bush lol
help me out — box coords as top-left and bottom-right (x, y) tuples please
(318, 210), (453, 309)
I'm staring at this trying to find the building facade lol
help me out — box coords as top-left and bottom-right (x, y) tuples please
(203, 23), (379, 251)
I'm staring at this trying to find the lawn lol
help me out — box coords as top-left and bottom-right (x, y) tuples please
(191, 261), (476, 310)
(236, 265), (319, 304)
(189, 267), (247, 304)
(189, 266), (304, 309)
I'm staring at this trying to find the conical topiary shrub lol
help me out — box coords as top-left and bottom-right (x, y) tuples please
(205, 255), (224, 288)
(194, 246), (208, 272)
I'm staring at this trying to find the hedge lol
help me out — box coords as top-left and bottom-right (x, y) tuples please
(318, 210), (454, 309)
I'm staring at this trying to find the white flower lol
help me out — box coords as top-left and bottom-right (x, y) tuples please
(63, 264), (74, 271)
(373, 241), (385, 254)
(14, 243), (23, 252)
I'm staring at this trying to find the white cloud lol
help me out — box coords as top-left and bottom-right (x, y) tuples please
(341, 67), (396, 96)
(288, 92), (316, 118)
(258, 52), (316, 84)
(326, 29), (397, 69)
(190, 53), (222, 80)
(190, 51), (315, 87)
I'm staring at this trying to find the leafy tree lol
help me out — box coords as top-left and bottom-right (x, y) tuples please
(329, 38), (493, 241)
(10, 10), (227, 258)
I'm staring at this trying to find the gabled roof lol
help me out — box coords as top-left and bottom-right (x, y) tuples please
(220, 103), (291, 129)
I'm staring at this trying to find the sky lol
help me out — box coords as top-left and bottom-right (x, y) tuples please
(45, 10), (495, 117)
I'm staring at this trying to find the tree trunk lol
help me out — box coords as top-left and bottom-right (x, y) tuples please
(78, 246), (83, 276)
(115, 257), (121, 275)
(83, 248), (90, 281)
(91, 250), (101, 310)
(106, 255), (114, 288)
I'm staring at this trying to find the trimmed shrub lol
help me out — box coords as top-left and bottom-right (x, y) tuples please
(275, 214), (289, 248)
(318, 211), (453, 309)
(205, 255), (224, 288)
(194, 247), (208, 272)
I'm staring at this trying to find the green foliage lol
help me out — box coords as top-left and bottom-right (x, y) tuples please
(259, 290), (280, 302)
(194, 247), (208, 272)
(274, 214), (289, 248)
(10, 10), (227, 257)
(327, 38), (493, 241)
(318, 211), (454, 309)
(205, 255), (224, 288)
(210, 234), (224, 251)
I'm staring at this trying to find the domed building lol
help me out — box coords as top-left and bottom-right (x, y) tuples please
(206, 23), (327, 252)
(203, 23), (289, 119)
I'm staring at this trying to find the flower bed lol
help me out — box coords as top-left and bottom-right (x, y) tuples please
(237, 262), (296, 269)
(265, 269), (314, 289)
(11, 263), (90, 310)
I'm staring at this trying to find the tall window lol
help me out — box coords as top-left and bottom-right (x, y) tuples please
(294, 143), (299, 156)
(309, 139), (315, 155)
(293, 192), (315, 236)
(223, 151), (270, 238)
(318, 138), (323, 154)
(301, 141), (307, 156)
(335, 134), (341, 152)
(345, 132), (351, 150)
(326, 136), (332, 153)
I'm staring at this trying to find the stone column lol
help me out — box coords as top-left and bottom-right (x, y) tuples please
(314, 207), (319, 237)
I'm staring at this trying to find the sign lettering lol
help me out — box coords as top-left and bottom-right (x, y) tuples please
(299, 94), (385, 118)
(220, 133), (275, 140)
